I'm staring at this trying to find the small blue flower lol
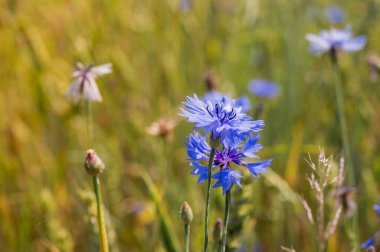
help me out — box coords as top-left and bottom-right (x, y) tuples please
(360, 237), (375, 249)
(203, 91), (252, 113)
(180, 94), (263, 143)
(305, 26), (367, 55)
(374, 200), (380, 215)
(324, 6), (345, 24)
(186, 131), (271, 194)
(248, 79), (280, 98)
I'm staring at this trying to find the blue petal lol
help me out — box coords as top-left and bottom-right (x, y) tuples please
(374, 203), (380, 215)
(248, 79), (280, 98)
(235, 95), (252, 113)
(247, 159), (272, 177)
(360, 237), (375, 249)
(186, 132), (211, 161)
(324, 6), (345, 24)
(190, 162), (210, 183)
(342, 36), (367, 52)
(242, 134), (263, 158)
(212, 169), (243, 195)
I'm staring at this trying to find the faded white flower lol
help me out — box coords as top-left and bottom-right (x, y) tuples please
(65, 62), (112, 103)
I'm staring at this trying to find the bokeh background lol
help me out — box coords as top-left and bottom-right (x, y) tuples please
(1, 0), (380, 251)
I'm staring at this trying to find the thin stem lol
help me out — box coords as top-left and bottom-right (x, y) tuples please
(93, 175), (109, 252)
(184, 223), (190, 252)
(86, 101), (109, 252)
(221, 189), (231, 252)
(204, 146), (216, 252)
(331, 60), (359, 251)
(86, 100), (94, 148)
(332, 62), (354, 184)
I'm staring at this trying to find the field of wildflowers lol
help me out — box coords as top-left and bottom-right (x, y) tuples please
(1, 0), (380, 251)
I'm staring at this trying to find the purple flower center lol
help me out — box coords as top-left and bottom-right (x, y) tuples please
(206, 104), (237, 124)
(214, 148), (244, 170)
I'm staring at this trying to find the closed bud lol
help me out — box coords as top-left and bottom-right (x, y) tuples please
(84, 149), (105, 176)
(179, 201), (193, 225)
(212, 218), (223, 242)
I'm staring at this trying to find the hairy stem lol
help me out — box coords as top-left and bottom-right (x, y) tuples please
(204, 146), (216, 252)
(93, 175), (109, 252)
(221, 189), (231, 252)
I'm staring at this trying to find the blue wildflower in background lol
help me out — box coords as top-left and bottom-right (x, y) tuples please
(324, 6), (345, 24)
(180, 94), (263, 144)
(248, 79), (280, 99)
(305, 26), (367, 57)
(186, 132), (271, 194)
(361, 199), (380, 249)
(203, 91), (252, 113)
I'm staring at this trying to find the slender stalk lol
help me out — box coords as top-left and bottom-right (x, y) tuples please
(221, 189), (231, 252)
(332, 62), (354, 184)
(93, 175), (109, 252)
(184, 223), (190, 252)
(331, 60), (358, 251)
(85, 100), (109, 252)
(86, 101), (94, 148)
(204, 146), (216, 252)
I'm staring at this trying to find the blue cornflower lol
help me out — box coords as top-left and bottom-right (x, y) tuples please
(180, 94), (263, 143)
(324, 6), (345, 24)
(186, 132), (271, 194)
(361, 199), (380, 249)
(202, 91), (252, 113)
(248, 79), (280, 99)
(305, 26), (367, 56)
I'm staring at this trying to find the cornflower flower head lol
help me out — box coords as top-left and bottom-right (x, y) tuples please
(305, 26), (367, 60)
(180, 94), (263, 144)
(324, 6), (345, 24)
(186, 132), (271, 194)
(65, 62), (112, 103)
(248, 79), (280, 99)
(203, 91), (252, 113)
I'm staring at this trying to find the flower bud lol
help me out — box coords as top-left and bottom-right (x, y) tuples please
(212, 218), (223, 242)
(179, 201), (193, 225)
(84, 149), (105, 176)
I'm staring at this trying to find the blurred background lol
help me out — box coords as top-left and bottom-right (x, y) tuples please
(1, 0), (380, 251)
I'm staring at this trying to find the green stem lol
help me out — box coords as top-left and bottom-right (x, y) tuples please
(86, 101), (109, 251)
(221, 189), (231, 252)
(93, 175), (109, 252)
(331, 60), (358, 251)
(204, 146), (216, 252)
(184, 223), (190, 252)
(86, 101), (94, 148)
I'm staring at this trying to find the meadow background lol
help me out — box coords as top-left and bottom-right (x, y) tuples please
(1, 0), (380, 251)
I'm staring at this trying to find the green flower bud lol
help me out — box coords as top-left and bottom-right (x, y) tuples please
(179, 201), (193, 225)
(84, 149), (105, 176)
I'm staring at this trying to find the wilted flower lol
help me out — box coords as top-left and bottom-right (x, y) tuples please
(334, 186), (356, 217)
(203, 69), (218, 91)
(65, 62), (112, 103)
(324, 6), (345, 24)
(186, 132), (271, 194)
(180, 94), (263, 144)
(305, 26), (367, 61)
(248, 79), (280, 99)
(146, 118), (177, 141)
(84, 149), (105, 176)
(367, 53), (380, 81)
